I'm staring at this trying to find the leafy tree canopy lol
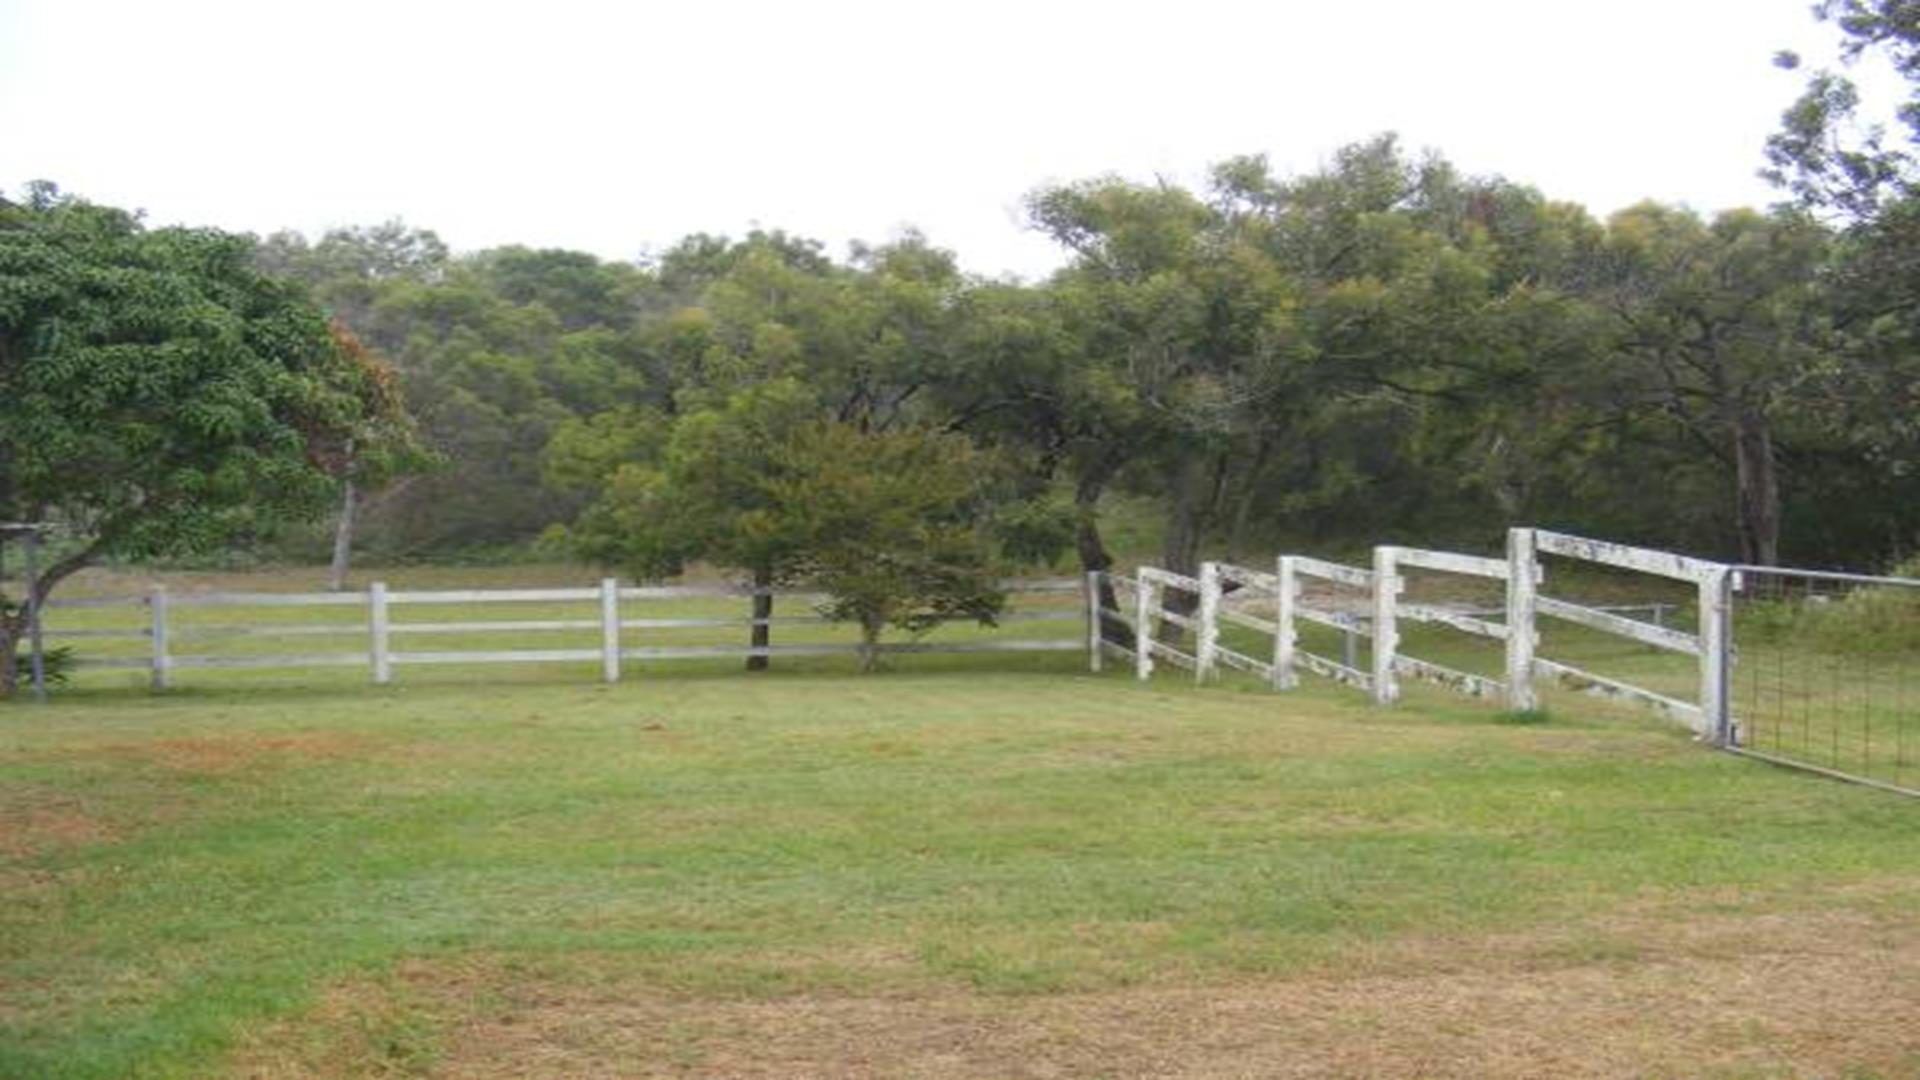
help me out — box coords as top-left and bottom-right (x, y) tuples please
(0, 183), (420, 690)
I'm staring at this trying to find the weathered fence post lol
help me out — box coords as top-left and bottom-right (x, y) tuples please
(149, 586), (170, 691)
(1195, 562), (1221, 683)
(1699, 566), (1734, 746)
(1085, 570), (1103, 673)
(1504, 527), (1538, 712)
(1134, 574), (1154, 682)
(369, 581), (391, 686)
(600, 577), (621, 684)
(1274, 555), (1298, 690)
(1371, 546), (1399, 705)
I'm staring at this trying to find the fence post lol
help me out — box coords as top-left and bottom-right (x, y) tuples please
(369, 581), (391, 686)
(149, 586), (170, 691)
(1371, 546), (1399, 705)
(1085, 571), (1103, 673)
(600, 577), (621, 684)
(1504, 527), (1538, 712)
(1195, 562), (1220, 683)
(1134, 575), (1154, 682)
(1274, 555), (1297, 689)
(1699, 566), (1734, 746)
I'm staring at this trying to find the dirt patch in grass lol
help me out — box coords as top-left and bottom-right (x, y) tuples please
(87, 732), (381, 776)
(226, 907), (1920, 1079)
(0, 794), (118, 857)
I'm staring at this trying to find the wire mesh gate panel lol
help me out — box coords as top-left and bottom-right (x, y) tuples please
(1728, 566), (1920, 797)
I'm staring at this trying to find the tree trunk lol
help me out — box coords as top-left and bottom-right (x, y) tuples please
(858, 615), (883, 673)
(1073, 466), (1133, 651)
(0, 529), (109, 697)
(747, 567), (773, 672)
(1225, 437), (1273, 561)
(327, 478), (357, 592)
(0, 617), (18, 697)
(1732, 410), (1782, 566)
(1157, 454), (1214, 645)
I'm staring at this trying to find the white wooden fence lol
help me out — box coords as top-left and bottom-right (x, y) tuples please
(1095, 527), (1739, 746)
(44, 578), (1085, 687)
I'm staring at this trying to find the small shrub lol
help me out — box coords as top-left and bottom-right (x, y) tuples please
(10, 645), (75, 687)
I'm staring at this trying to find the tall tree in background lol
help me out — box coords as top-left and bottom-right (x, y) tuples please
(1767, 0), (1920, 560)
(1024, 172), (1300, 612)
(321, 320), (430, 590)
(1585, 206), (1835, 566)
(260, 228), (662, 557)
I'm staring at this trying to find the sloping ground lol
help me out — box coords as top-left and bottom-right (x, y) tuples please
(2, 666), (1917, 1079)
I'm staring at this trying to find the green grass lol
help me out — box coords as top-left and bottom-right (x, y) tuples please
(4, 649), (1919, 1078)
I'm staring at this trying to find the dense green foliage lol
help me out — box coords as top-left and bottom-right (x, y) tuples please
(244, 140), (1920, 582)
(0, 185), (420, 692)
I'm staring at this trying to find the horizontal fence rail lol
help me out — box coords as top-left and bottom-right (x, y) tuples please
(40, 578), (1086, 688)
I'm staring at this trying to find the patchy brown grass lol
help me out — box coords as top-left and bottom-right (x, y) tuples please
(0, 792), (118, 857)
(28, 731), (384, 777)
(137, 732), (376, 775)
(225, 905), (1920, 1080)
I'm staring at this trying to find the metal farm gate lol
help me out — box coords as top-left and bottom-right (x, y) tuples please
(1726, 566), (1920, 797)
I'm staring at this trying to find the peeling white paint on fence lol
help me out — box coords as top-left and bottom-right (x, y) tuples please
(1505, 527), (1539, 712)
(1532, 656), (1705, 726)
(1398, 604), (1509, 641)
(1102, 529), (1736, 748)
(1534, 596), (1699, 655)
(1533, 530), (1722, 585)
(1392, 654), (1504, 699)
(1272, 556), (1297, 690)
(1371, 546), (1401, 706)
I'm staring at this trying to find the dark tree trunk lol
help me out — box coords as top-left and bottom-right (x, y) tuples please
(747, 566), (773, 672)
(1225, 437), (1273, 561)
(1073, 464), (1133, 651)
(327, 478), (356, 592)
(1732, 410), (1781, 566)
(0, 618), (18, 696)
(1157, 453), (1218, 645)
(857, 614), (883, 673)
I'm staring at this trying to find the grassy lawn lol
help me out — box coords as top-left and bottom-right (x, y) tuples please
(4, 647), (1919, 1078)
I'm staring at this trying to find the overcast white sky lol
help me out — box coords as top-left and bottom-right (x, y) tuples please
(0, 0), (1892, 279)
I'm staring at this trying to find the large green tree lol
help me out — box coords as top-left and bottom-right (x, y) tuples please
(764, 421), (1009, 672)
(0, 185), (416, 693)
(554, 380), (815, 669)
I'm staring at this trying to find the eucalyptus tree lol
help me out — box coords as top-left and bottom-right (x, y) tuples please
(1581, 205), (1837, 566)
(1022, 173), (1302, 602)
(1766, 1), (1920, 559)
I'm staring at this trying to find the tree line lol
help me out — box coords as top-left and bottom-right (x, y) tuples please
(258, 132), (1917, 583)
